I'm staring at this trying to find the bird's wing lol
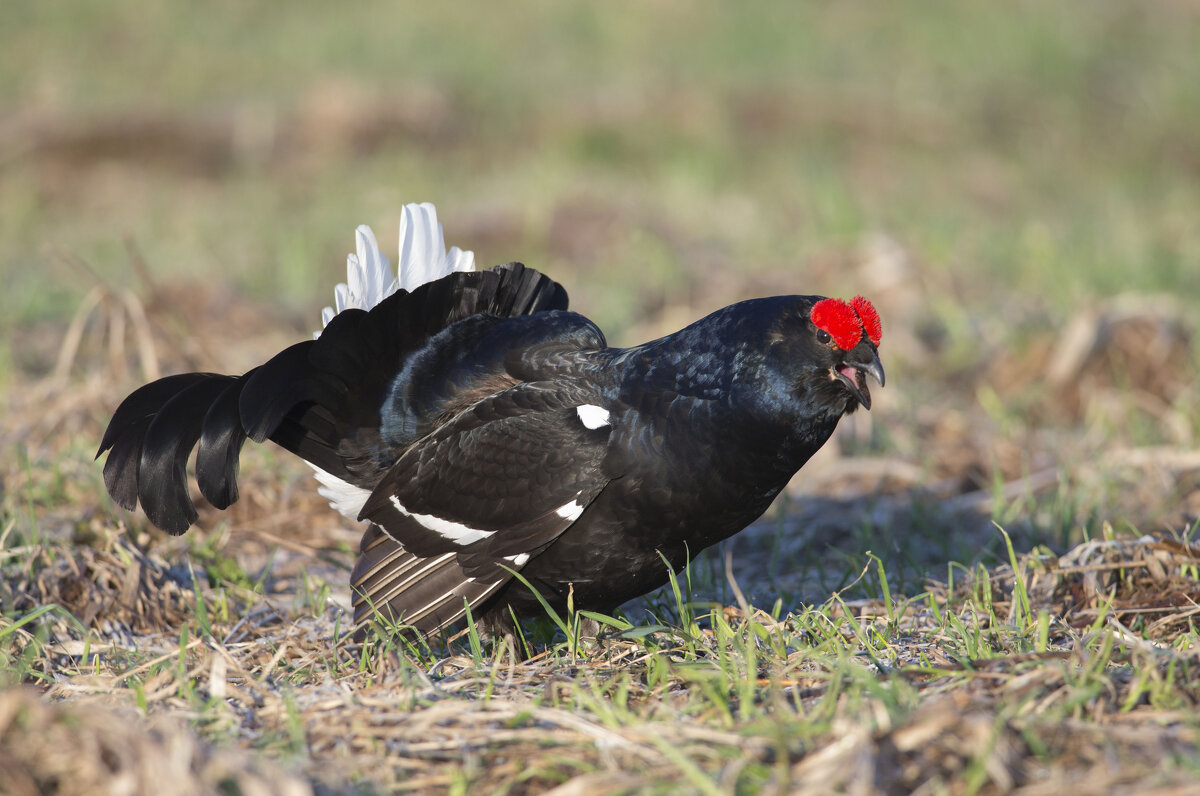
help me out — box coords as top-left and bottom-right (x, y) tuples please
(351, 379), (617, 634)
(341, 305), (612, 635)
(358, 379), (613, 584)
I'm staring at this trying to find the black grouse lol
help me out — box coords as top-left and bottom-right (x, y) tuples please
(97, 203), (884, 642)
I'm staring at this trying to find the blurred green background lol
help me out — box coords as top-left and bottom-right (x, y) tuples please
(2, 0), (1197, 362)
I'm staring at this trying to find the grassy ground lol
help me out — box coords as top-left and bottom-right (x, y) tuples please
(3, 2), (1200, 793)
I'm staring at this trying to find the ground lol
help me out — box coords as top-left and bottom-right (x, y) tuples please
(2, 3), (1200, 794)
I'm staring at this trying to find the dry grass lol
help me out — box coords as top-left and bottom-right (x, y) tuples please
(0, 686), (310, 796)
(3, 526), (1198, 794)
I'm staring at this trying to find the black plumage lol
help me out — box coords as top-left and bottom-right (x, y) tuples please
(98, 261), (884, 642)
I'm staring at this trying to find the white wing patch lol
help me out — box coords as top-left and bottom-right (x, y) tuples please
(309, 465), (372, 521)
(576, 404), (611, 429)
(389, 496), (495, 545)
(555, 499), (584, 522)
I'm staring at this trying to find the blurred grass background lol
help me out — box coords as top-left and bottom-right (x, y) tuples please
(2, 0), (1199, 533)
(3, 1), (1197, 340)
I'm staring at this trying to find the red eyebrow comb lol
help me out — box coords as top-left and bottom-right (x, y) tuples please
(810, 298), (862, 350)
(850, 296), (881, 345)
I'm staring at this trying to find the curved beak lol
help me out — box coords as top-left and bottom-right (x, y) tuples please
(832, 346), (885, 410)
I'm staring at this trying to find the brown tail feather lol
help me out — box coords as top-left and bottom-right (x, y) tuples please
(351, 526), (511, 636)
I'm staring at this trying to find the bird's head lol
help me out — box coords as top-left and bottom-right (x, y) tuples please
(752, 294), (884, 421)
(807, 295), (885, 412)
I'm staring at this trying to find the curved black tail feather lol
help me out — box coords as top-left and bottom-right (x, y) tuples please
(97, 263), (567, 536)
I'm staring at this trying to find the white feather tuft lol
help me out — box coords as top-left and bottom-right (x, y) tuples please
(308, 464), (372, 521)
(316, 203), (475, 336)
(398, 202), (476, 290)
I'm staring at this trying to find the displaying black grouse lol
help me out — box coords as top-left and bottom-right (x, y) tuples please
(97, 204), (884, 642)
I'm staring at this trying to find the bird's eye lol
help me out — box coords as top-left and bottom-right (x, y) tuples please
(816, 329), (832, 345)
